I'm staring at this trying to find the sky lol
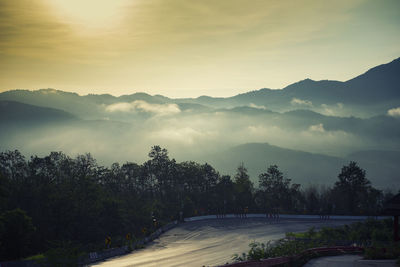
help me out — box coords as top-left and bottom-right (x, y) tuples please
(0, 0), (399, 98)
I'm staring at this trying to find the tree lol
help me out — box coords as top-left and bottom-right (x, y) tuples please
(332, 161), (372, 214)
(216, 175), (234, 214)
(0, 174), (8, 213)
(73, 153), (97, 180)
(147, 145), (173, 199)
(233, 163), (253, 211)
(120, 162), (141, 193)
(362, 187), (383, 215)
(258, 165), (300, 213)
(303, 186), (319, 214)
(0, 150), (28, 181)
(0, 209), (35, 260)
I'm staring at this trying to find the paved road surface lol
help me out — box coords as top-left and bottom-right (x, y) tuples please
(90, 218), (360, 267)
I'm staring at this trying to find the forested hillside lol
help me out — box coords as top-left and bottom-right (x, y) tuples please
(0, 147), (395, 261)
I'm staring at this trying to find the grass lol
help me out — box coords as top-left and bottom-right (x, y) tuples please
(23, 253), (45, 261)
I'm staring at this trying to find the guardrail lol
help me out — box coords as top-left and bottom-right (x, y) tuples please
(184, 214), (389, 222)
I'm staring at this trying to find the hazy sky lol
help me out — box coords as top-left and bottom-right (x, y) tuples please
(0, 0), (399, 97)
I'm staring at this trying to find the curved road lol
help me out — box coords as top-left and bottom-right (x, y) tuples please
(90, 218), (360, 267)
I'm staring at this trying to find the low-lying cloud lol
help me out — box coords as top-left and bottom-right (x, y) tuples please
(388, 107), (400, 118)
(291, 98), (313, 107)
(249, 103), (267, 110)
(309, 123), (325, 133)
(1, 105), (396, 169)
(105, 100), (181, 115)
(320, 103), (344, 116)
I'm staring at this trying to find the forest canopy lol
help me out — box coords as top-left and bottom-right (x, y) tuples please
(0, 147), (394, 261)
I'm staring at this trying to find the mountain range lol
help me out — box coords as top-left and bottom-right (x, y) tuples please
(0, 57), (399, 188)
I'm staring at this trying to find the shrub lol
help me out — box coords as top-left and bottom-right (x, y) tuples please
(364, 245), (400, 260)
(41, 241), (86, 267)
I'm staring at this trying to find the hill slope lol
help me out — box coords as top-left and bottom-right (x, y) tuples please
(0, 100), (76, 123)
(204, 143), (399, 188)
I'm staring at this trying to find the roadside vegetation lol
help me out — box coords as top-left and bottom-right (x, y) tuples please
(0, 147), (397, 263)
(233, 219), (400, 264)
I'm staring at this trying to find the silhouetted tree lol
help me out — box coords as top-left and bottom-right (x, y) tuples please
(303, 186), (319, 214)
(0, 150), (27, 181)
(258, 165), (300, 213)
(233, 163), (253, 212)
(216, 175), (234, 214)
(332, 161), (372, 214)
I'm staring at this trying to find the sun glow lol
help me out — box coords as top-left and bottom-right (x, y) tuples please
(46, 0), (130, 30)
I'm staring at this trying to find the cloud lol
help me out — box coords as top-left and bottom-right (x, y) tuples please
(309, 123), (325, 132)
(149, 127), (214, 146)
(388, 107), (400, 117)
(242, 123), (360, 156)
(1, 104), (370, 167)
(291, 98), (313, 107)
(321, 103), (344, 116)
(249, 103), (267, 110)
(105, 102), (134, 112)
(105, 100), (181, 115)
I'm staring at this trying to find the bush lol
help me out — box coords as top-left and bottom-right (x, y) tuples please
(371, 228), (392, 244)
(305, 227), (317, 239)
(41, 241), (86, 267)
(232, 239), (325, 261)
(234, 219), (396, 264)
(364, 244), (400, 260)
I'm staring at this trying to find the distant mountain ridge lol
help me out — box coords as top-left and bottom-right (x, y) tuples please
(205, 143), (400, 188)
(1, 57), (399, 117)
(0, 100), (75, 123)
(1, 58), (400, 188)
(0, 101), (77, 141)
(205, 142), (345, 185)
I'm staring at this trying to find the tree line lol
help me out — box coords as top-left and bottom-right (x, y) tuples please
(0, 146), (396, 261)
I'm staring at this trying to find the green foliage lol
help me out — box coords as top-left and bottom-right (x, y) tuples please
(41, 241), (85, 267)
(258, 164), (301, 213)
(236, 219), (397, 263)
(306, 227), (317, 239)
(293, 219), (394, 244)
(364, 244), (400, 260)
(0, 174), (8, 213)
(233, 163), (254, 210)
(232, 252), (248, 262)
(371, 228), (392, 243)
(23, 253), (45, 261)
(0, 148), (247, 260)
(233, 239), (325, 262)
(0, 208), (35, 260)
(0, 149), (392, 261)
(332, 161), (382, 215)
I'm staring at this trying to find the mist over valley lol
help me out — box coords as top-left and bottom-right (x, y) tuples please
(1, 58), (400, 188)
